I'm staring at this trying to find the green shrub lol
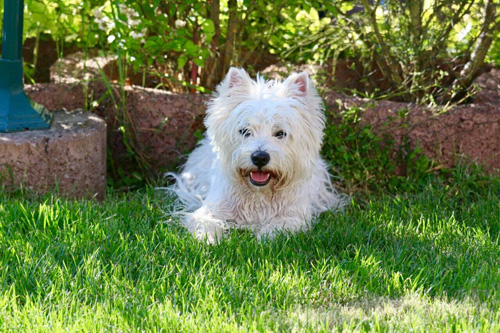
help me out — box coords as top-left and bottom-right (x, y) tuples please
(14, 0), (499, 98)
(322, 103), (436, 196)
(288, 0), (499, 104)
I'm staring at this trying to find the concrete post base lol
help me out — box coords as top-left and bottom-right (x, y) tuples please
(0, 110), (106, 199)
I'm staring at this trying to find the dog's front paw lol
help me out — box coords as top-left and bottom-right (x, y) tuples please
(183, 207), (226, 244)
(256, 225), (284, 240)
(192, 222), (224, 244)
(257, 219), (307, 240)
(256, 231), (276, 241)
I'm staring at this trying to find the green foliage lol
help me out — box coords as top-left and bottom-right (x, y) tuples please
(23, 0), (104, 45)
(287, 0), (497, 104)
(229, 1), (331, 64)
(11, 0), (498, 97)
(93, 1), (214, 84)
(487, 30), (500, 64)
(322, 102), (436, 195)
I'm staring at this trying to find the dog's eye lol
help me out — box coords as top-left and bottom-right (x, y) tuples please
(239, 128), (251, 138)
(274, 130), (286, 139)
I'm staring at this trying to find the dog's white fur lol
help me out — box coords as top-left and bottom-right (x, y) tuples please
(168, 68), (346, 241)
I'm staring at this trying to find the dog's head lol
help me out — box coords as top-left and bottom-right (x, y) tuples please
(205, 68), (326, 192)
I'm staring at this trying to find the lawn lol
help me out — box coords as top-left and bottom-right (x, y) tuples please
(1, 168), (500, 331)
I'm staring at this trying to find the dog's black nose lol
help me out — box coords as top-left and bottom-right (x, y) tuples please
(251, 150), (270, 167)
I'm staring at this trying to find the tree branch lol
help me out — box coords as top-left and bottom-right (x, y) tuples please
(360, 0), (403, 85)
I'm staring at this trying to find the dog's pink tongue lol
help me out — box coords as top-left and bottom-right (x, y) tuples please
(251, 171), (270, 182)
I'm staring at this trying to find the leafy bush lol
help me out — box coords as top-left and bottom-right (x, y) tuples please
(290, 0), (500, 104)
(11, 1), (332, 91)
(92, 1), (215, 91)
(14, 0), (499, 99)
(322, 103), (436, 196)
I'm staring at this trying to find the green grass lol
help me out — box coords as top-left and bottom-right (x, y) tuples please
(1, 169), (500, 331)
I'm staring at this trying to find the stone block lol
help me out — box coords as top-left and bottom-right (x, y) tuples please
(0, 110), (106, 199)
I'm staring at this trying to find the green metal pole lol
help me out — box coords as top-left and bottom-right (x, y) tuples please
(0, 0), (52, 132)
(3, 0), (24, 60)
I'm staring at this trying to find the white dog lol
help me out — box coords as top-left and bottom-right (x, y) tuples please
(168, 68), (346, 241)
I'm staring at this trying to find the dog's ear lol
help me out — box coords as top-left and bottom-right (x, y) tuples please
(284, 71), (310, 98)
(293, 72), (309, 94)
(228, 67), (244, 88)
(224, 67), (252, 89)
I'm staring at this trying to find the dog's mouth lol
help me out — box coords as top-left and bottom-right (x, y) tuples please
(249, 170), (271, 186)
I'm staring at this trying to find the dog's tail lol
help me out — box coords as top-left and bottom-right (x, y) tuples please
(162, 171), (206, 211)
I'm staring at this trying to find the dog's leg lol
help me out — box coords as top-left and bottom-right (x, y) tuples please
(256, 216), (310, 240)
(182, 205), (226, 243)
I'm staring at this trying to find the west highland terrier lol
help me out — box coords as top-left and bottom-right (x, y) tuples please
(168, 67), (346, 242)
